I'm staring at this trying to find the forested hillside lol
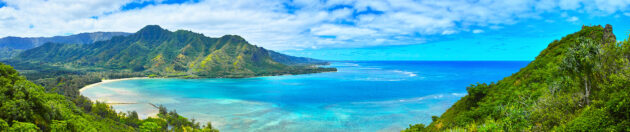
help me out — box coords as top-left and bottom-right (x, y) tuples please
(405, 24), (630, 131)
(268, 50), (329, 65)
(0, 63), (219, 131)
(14, 25), (335, 78)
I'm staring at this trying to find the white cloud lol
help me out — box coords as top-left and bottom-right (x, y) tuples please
(441, 30), (456, 35)
(0, 0), (629, 50)
(567, 16), (579, 22)
(310, 24), (377, 41)
(472, 29), (484, 34)
(329, 8), (353, 20)
(559, 0), (583, 10)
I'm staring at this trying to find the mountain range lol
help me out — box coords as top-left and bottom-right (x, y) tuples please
(0, 32), (131, 59)
(9, 25), (333, 78)
(0, 32), (131, 50)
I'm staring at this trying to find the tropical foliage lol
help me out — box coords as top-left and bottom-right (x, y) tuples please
(404, 25), (630, 131)
(0, 62), (219, 131)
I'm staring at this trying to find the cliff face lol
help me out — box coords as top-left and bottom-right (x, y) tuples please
(405, 25), (630, 131)
(601, 24), (616, 43)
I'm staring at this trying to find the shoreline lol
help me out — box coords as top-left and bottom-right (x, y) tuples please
(79, 77), (150, 92)
(79, 77), (160, 119)
(76, 68), (336, 120)
(78, 68), (337, 93)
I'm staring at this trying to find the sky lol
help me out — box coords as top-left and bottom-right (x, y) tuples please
(1, 0), (630, 60)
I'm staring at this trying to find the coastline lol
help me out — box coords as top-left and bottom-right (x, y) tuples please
(79, 77), (161, 119)
(79, 77), (150, 92)
(78, 64), (337, 92)
(76, 67), (336, 120)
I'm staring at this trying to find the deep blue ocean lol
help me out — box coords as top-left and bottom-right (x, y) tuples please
(81, 61), (530, 131)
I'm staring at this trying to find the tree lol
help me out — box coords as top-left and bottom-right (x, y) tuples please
(158, 104), (167, 115)
(50, 120), (68, 132)
(202, 122), (220, 132)
(128, 111), (139, 120)
(9, 121), (40, 131)
(562, 37), (601, 105)
(139, 121), (161, 132)
(0, 119), (8, 130)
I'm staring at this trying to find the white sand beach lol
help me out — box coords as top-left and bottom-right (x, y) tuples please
(79, 77), (161, 119)
(79, 77), (150, 92)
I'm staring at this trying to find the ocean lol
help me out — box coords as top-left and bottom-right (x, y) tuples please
(81, 61), (529, 131)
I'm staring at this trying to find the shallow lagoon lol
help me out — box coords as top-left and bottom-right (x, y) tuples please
(81, 61), (529, 131)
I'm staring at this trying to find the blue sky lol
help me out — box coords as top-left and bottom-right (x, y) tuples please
(0, 0), (629, 60)
(287, 14), (630, 61)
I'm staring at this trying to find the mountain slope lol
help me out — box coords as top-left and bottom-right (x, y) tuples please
(0, 47), (22, 60)
(0, 32), (131, 59)
(268, 50), (330, 65)
(0, 32), (131, 50)
(405, 24), (630, 131)
(15, 25), (334, 78)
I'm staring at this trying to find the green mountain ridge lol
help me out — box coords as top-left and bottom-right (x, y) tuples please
(0, 32), (131, 50)
(0, 32), (131, 59)
(405, 25), (630, 131)
(14, 25), (334, 78)
(267, 50), (330, 66)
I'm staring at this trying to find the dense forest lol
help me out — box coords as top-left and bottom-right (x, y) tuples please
(404, 25), (630, 131)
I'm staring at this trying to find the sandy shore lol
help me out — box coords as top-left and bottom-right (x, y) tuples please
(79, 77), (162, 119)
(79, 77), (150, 92)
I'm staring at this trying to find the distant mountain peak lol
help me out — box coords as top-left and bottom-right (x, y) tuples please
(220, 35), (248, 43)
(136, 25), (170, 40)
(138, 25), (166, 32)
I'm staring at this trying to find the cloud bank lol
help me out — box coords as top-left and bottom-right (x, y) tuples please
(0, 0), (629, 50)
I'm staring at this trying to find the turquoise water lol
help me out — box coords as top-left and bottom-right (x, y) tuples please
(81, 61), (529, 131)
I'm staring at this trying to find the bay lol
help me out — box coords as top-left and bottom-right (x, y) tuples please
(81, 61), (529, 131)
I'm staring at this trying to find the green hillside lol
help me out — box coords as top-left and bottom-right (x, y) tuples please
(0, 47), (22, 60)
(0, 63), (219, 131)
(15, 25), (334, 78)
(405, 25), (630, 131)
(268, 50), (330, 65)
